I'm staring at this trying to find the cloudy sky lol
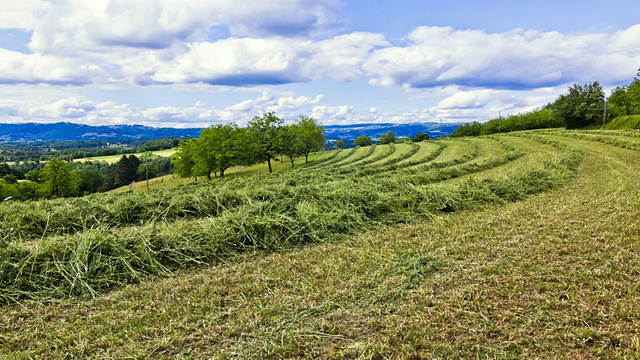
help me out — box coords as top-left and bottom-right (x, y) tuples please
(1, 0), (639, 128)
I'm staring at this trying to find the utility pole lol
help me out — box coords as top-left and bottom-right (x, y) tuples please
(602, 97), (608, 129)
(145, 159), (149, 190)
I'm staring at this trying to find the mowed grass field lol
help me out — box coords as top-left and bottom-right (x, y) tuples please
(1, 131), (640, 358)
(73, 148), (177, 164)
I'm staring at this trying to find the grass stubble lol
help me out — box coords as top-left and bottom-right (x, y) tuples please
(1, 132), (640, 358)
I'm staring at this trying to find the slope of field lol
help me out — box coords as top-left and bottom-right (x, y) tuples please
(605, 115), (640, 130)
(2, 131), (640, 358)
(73, 148), (177, 164)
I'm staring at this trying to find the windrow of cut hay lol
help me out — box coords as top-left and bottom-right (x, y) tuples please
(0, 135), (583, 304)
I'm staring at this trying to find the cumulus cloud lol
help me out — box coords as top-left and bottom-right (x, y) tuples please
(0, 0), (51, 31)
(365, 25), (640, 90)
(0, 49), (104, 85)
(152, 33), (387, 86)
(28, 0), (342, 55)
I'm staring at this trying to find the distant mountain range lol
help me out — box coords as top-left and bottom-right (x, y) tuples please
(322, 122), (460, 142)
(0, 122), (202, 142)
(0, 121), (461, 142)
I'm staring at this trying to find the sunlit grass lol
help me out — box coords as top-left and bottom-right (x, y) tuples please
(2, 131), (640, 358)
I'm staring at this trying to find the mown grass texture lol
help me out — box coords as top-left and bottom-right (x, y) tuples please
(3, 131), (640, 358)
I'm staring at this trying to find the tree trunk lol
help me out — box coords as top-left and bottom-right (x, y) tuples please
(290, 157), (295, 168)
(305, 152), (309, 163)
(220, 169), (225, 179)
(267, 156), (273, 173)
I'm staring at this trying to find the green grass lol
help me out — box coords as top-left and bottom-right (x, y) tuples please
(73, 148), (177, 164)
(3, 132), (640, 358)
(605, 115), (640, 130)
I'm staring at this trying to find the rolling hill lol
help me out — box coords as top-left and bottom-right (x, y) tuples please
(1, 129), (639, 358)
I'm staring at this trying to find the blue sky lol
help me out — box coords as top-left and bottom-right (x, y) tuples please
(0, 1), (639, 128)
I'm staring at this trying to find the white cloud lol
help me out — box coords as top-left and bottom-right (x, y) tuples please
(365, 25), (640, 90)
(28, 0), (342, 55)
(0, 49), (104, 85)
(0, 0), (51, 31)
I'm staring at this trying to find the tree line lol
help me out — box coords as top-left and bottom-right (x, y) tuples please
(452, 69), (640, 137)
(0, 138), (181, 163)
(0, 153), (173, 201)
(171, 112), (325, 180)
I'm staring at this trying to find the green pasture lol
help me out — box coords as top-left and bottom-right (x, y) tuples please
(2, 130), (640, 358)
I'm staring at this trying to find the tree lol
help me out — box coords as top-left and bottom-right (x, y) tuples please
(554, 82), (605, 129)
(171, 138), (199, 181)
(608, 79), (640, 117)
(78, 170), (104, 195)
(40, 157), (81, 198)
(451, 122), (484, 137)
(276, 124), (304, 168)
(295, 115), (325, 162)
(197, 124), (253, 179)
(113, 155), (141, 187)
(353, 135), (373, 147)
(2, 174), (18, 184)
(412, 133), (431, 142)
(335, 139), (346, 149)
(248, 111), (283, 173)
(377, 130), (396, 145)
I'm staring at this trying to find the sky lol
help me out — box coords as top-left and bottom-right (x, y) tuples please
(0, 0), (639, 128)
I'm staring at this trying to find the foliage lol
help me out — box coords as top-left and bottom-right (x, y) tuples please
(553, 81), (605, 129)
(171, 138), (199, 181)
(295, 115), (325, 162)
(481, 108), (562, 134)
(196, 124), (254, 179)
(40, 158), (81, 198)
(276, 124), (304, 168)
(608, 75), (640, 118)
(377, 130), (396, 145)
(412, 133), (431, 142)
(451, 121), (484, 137)
(353, 135), (373, 147)
(248, 111), (283, 173)
(335, 139), (346, 149)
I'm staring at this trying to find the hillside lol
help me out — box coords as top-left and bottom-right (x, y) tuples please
(0, 122), (202, 142)
(605, 115), (640, 130)
(0, 121), (458, 143)
(1, 130), (640, 358)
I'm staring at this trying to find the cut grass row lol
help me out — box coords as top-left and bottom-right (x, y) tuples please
(6, 132), (640, 358)
(0, 136), (583, 304)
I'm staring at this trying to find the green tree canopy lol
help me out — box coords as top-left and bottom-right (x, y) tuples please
(248, 111), (283, 173)
(608, 78), (640, 117)
(412, 133), (431, 142)
(40, 157), (81, 198)
(335, 139), (346, 149)
(295, 115), (325, 162)
(276, 124), (304, 168)
(198, 124), (254, 179)
(353, 135), (373, 147)
(377, 130), (396, 145)
(171, 138), (199, 181)
(554, 82), (605, 129)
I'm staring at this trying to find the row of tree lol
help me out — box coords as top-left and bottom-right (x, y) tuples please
(171, 113), (325, 180)
(335, 131), (431, 148)
(0, 153), (173, 201)
(0, 138), (181, 163)
(452, 69), (640, 136)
